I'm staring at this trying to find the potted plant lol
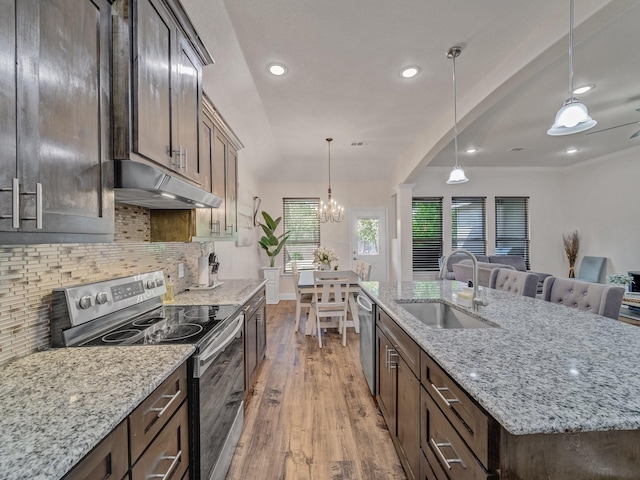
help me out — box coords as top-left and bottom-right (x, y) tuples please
(258, 211), (290, 304)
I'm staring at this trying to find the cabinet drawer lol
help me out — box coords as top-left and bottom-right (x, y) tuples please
(420, 446), (447, 480)
(63, 420), (128, 480)
(421, 351), (497, 469)
(130, 363), (188, 462)
(377, 308), (420, 376)
(422, 390), (494, 480)
(131, 401), (189, 480)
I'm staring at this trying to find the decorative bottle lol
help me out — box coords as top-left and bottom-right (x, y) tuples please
(163, 275), (175, 304)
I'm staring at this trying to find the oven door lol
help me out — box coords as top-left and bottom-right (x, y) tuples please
(190, 312), (244, 480)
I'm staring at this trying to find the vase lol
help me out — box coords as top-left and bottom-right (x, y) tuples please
(320, 262), (332, 271)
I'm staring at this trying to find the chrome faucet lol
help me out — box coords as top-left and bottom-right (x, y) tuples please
(439, 249), (488, 311)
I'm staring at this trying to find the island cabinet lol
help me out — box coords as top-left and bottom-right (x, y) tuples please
(420, 352), (499, 480)
(63, 363), (189, 480)
(0, 0), (114, 244)
(112, 0), (214, 187)
(244, 287), (267, 397)
(376, 308), (421, 480)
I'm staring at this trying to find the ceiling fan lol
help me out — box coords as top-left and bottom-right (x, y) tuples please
(586, 108), (640, 138)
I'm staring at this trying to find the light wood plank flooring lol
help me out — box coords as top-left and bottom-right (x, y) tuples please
(226, 300), (407, 480)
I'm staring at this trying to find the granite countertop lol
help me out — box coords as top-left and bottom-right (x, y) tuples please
(175, 278), (267, 306)
(361, 280), (640, 436)
(0, 345), (194, 480)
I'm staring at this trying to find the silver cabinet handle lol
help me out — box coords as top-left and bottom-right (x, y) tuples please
(149, 390), (181, 418)
(1, 179), (43, 229)
(183, 148), (187, 171)
(147, 450), (182, 479)
(388, 349), (398, 370)
(430, 382), (460, 407)
(430, 438), (465, 470)
(35, 183), (42, 229)
(11, 177), (19, 228)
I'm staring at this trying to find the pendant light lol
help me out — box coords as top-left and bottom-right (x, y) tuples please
(446, 46), (468, 185)
(317, 138), (344, 223)
(547, 0), (596, 136)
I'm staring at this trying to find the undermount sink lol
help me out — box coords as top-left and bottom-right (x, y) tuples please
(396, 301), (497, 329)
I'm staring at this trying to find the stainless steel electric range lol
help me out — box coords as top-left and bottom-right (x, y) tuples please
(51, 270), (245, 480)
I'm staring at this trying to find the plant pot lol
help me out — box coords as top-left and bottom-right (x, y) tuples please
(261, 266), (281, 304)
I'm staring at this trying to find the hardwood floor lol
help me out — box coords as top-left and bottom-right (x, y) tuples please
(226, 300), (407, 480)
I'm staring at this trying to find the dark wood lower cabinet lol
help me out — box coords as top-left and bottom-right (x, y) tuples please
(244, 287), (267, 396)
(63, 421), (129, 480)
(64, 362), (189, 480)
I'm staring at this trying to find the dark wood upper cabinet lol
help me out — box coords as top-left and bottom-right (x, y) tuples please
(0, 0), (114, 243)
(112, 0), (213, 187)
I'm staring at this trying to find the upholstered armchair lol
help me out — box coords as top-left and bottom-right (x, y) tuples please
(541, 276), (625, 319)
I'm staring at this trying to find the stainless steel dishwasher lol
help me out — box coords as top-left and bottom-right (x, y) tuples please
(357, 291), (376, 395)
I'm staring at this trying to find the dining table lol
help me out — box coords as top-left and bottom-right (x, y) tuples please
(297, 269), (361, 336)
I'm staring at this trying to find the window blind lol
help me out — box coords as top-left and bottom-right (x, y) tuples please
(451, 197), (486, 256)
(283, 198), (320, 273)
(412, 197), (443, 272)
(495, 197), (530, 269)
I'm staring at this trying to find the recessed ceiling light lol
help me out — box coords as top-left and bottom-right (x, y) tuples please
(400, 66), (420, 78)
(268, 63), (287, 76)
(465, 148), (477, 154)
(573, 84), (595, 95)
(161, 192), (176, 199)
(565, 147), (579, 154)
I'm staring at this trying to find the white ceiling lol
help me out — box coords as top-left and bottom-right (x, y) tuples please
(183, 0), (640, 185)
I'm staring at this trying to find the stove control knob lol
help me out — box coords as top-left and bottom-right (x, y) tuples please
(155, 278), (164, 287)
(146, 280), (156, 289)
(95, 292), (109, 305)
(79, 295), (94, 309)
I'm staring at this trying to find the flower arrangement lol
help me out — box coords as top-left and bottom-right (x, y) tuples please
(562, 230), (580, 278)
(607, 273), (633, 286)
(313, 246), (339, 270)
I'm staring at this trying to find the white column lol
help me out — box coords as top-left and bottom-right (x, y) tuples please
(394, 183), (415, 281)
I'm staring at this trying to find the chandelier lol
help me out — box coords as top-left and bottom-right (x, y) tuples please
(317, 137), (344, 223)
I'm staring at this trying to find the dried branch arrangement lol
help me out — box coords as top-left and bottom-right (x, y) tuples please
(562, 230), (580, 278)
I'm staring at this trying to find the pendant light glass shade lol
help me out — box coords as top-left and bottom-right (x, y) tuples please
(317, 138), (344, 223)
(446, 165), (469, 184)
(548, 0), (596, 136)
(445, 46), (468, 184)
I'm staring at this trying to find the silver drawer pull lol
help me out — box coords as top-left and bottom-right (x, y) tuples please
(149, 390), (181, 418)
(147, 450), (182, 479)
(430, 438), (465, 470)
(431, 383), (460, 407)
(388, 350), (398, 369)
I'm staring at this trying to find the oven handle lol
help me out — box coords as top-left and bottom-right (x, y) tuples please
(196, 313), (244, 372)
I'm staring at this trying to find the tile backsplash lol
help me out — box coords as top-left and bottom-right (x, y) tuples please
(0, 205), (204, 366)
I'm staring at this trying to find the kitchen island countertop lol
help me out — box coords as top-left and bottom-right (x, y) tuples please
(0, 345), (194, 480)
(361, 280), (640, 436)
(174, 278), (267, 306)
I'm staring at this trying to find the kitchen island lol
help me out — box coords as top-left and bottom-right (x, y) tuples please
(362, 280), (640, 479)
(0, 345), (194, 480)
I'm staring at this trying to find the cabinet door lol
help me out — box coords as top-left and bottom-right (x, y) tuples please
(200, 109), (215, 194)
(211, 129), (227, 235)
(397, 355), (420, 480)
(245, 310), (258, 392)
(175, 35), (203, 184)
(376, 327), (397, 435)
(225, 146), (238, 234)
(2, 0), (113, 241)
(256, 302), (267, 362)
(0, 0), (17, 228)
(135, 0), (175, 168)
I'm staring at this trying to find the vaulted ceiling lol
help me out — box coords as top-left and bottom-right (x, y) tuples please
(184, 0), (640, 185)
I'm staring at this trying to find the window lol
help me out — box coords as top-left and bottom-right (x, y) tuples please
(451, 197), (486, 256)
(495, 197), (530, 269)
(283, 198), (320, 273)
(412, 197), (443, 272)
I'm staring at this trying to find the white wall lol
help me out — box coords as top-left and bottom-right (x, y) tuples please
(259, 179), (392, 298)
(412, 165), (566, 277)
(561, 147), (640, 276)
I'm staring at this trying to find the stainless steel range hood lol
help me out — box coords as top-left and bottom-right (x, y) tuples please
(114, 160), (222, 209)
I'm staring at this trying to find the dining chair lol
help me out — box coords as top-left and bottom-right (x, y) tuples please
(292, 261), (312, 333)
(489, 268), (539, 298)
(354, 260), (364, 278)
(577, 256), (607, 284)
(541, 276), (625, 319)
(360, 262), (372, 281)
(310, 270), (351, 347)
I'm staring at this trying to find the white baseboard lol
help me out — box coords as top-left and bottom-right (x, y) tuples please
(279, 293), (296, 301)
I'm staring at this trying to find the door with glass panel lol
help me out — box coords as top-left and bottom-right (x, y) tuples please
(349, 209), (387, 282)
